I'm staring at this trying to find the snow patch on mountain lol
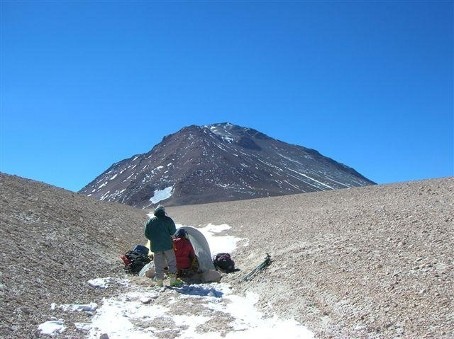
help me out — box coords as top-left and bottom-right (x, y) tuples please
(150, 186), (174, 204)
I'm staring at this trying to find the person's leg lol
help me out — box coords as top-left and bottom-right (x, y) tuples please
(163, 249), (177, 274)
(153, 252), (166, 286)
(164, 249), (183, 286)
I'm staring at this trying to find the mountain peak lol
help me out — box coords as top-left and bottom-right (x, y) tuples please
(79, 123), (375, 207)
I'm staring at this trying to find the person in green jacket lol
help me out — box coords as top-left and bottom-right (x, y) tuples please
(144, 205), (182, 287)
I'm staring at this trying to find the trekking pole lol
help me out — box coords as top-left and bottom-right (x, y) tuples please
(242, 253), (272, 282)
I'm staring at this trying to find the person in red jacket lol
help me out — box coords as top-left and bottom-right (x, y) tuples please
(173, 228), (197, 277)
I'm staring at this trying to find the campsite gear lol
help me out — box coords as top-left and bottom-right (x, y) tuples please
(139, 262), (155, 278)
(169, 273), (184, 287)
(121, 246), (151, 274)
(133, 244), (149, 256)
(201, 270), (221, 283)
(179, 226), (216, 273)
(213, 253), (235, 273)
(177, 269), (192, 278)
(242, 253), (272, 282)
(177, 256), (199, 278)
(178, 226), (221, 283)
(191, 257), (200, 271)
(147, 225), (221, 284)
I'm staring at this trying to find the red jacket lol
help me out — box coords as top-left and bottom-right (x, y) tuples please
(173, 237), (195, 270)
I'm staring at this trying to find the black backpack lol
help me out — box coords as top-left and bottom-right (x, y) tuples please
(213, 253), (235, 273)
(121, 248), (151, 274)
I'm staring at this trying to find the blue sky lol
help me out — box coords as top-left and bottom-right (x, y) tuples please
(1, 1), (452, 192)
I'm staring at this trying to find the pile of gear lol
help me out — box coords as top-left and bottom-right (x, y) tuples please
(120, 244), (151, 275)
(121, 226), (230, 285)
(121, 205), (271, 287)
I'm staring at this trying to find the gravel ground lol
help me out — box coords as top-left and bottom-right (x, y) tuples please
(1, 172), (453, 338)
(168, 177), (454, 338)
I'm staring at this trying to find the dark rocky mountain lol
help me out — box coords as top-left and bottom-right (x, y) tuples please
(79, 122), (375, 208)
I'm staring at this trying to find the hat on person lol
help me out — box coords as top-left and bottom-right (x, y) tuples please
(154, 205), (165, 216)
(174, 228), (187, 239)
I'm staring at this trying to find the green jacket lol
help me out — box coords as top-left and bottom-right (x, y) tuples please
(144, 215), (176, 252)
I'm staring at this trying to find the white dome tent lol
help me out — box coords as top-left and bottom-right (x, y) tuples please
(142, 226), (221, 283)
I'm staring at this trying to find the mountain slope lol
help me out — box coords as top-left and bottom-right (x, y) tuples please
(79, 123), (375, 207)
(0, 172), (148, 338)
(1, 172), (452, 338)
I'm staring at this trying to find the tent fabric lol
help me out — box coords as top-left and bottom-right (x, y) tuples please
(146, 226), (215, 272)
(180, 226), (215, 272)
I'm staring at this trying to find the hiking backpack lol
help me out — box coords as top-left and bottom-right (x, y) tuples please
(132, 244), (149, 256)
(213, 253), (235, 273)
(121, 246), (151, 274)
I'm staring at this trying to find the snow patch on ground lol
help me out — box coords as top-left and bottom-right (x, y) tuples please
(37, 224), (313, 338)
